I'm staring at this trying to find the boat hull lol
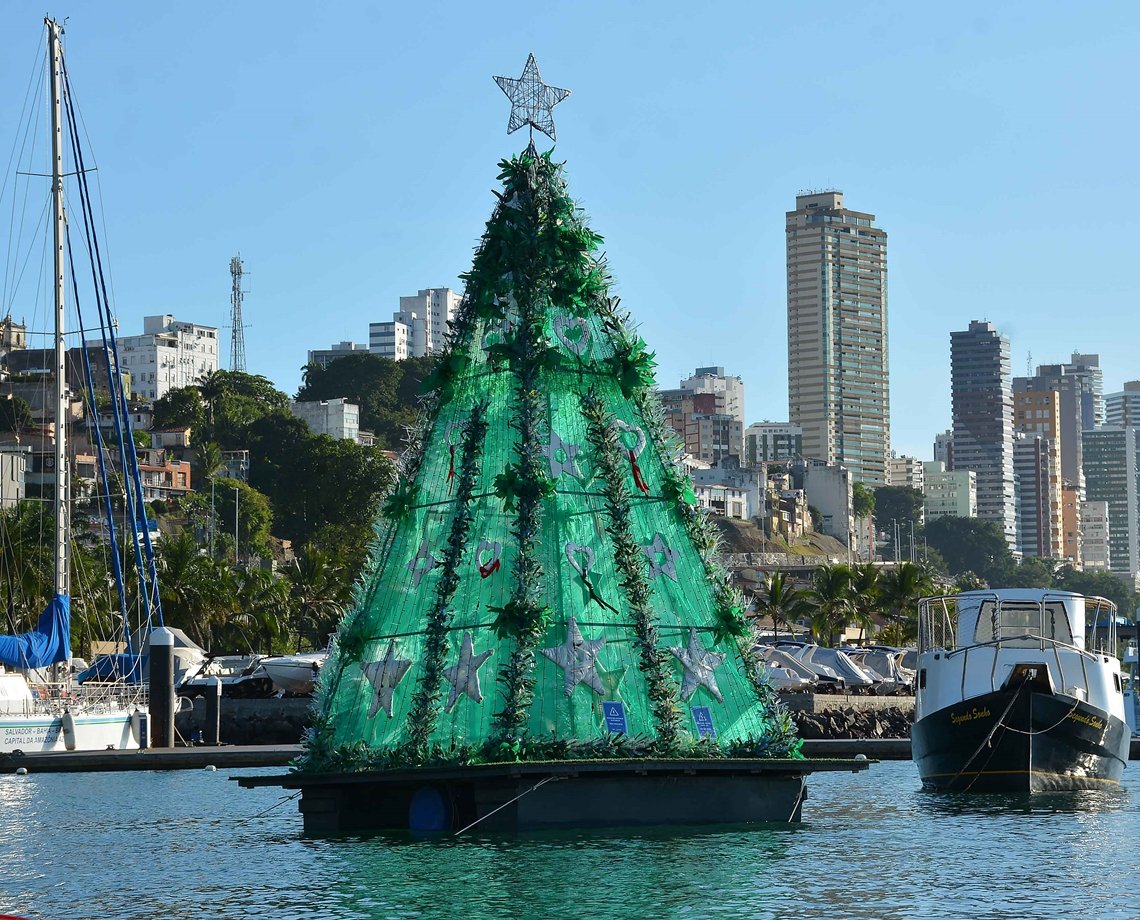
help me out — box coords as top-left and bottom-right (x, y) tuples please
(0, 709), (141, 754)
(912, 688), (1129, 792)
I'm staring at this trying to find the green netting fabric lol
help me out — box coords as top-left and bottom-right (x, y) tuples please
(301, 148), (800, 772)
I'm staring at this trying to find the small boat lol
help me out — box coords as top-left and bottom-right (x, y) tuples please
(177, 654), (275, 699)
(912, 589), (1130, 792)
(260, 651), (326, 695)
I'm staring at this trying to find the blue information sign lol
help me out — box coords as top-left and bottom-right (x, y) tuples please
(691, 705), (716, 739)
(602, 701), (628, 734)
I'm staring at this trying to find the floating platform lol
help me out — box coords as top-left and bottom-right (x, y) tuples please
(0, 744), (302, 774)
(238, 757), (870, 834)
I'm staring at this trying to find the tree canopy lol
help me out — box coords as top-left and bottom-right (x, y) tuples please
(924, 516), (1014, 584)
(296, 353), (437, 450)
(873, 485), (924, 532)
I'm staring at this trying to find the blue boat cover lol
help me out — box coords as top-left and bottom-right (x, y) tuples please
(76, 652), (146, 684)
(0, 594), (71, 669)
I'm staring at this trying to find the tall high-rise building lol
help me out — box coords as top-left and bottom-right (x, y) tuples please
(1015, 358), (1101, 493)
(370, 287), (460, 361)
(951, 321), (1016, 547)
(1013, 433), (1063, 559)
(1012, 389), (1063, 558)
(1068, 353), (1104, 430)
(1106, 381), (1140, 429)
(786, 191), (889, 485)
(1081, 427), (1140, 586)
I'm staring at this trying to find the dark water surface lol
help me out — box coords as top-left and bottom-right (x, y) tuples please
(1, 759), (1135, 919)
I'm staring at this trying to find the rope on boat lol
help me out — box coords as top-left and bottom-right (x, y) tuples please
(453, 775), (560, 836)
(951, 676), (1029, 792)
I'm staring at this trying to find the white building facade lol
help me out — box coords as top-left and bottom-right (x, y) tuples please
(923, 461), (977, 522)
(680, 367), (745, 424)
(370, 288), (460, 361)
(888, 455), (925, 491)
(744, 422), (802, 466)
(115, 315), (219, 402)
(291, 398), (361, 442)
(1080, 500), (1111, 572)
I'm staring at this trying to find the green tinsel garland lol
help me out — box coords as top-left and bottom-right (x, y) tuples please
(580, 388), (682, 748)
(400, 402), (489, 760)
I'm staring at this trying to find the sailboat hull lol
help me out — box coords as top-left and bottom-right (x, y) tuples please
(0, 709), (140, 753)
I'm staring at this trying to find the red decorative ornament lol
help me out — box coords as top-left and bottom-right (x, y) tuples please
(629, 449), (650, 497)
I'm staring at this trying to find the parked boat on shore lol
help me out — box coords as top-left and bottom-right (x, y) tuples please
(260, 651), (325, 695)
(912, 589), (1130, 792)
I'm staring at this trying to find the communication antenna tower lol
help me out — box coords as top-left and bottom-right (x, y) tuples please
(1026, 350), (1032, 376)
(229, 254), (247, 373)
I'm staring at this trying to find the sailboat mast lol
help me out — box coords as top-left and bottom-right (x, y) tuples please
(47, 17), (70, 600)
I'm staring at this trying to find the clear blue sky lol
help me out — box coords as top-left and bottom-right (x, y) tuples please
(1, 1), (1137, 459)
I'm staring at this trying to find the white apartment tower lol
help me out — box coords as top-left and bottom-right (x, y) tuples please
(786, 191), (889, 486)
(115, 314), (219, 402)
(370, 288), (460, 361)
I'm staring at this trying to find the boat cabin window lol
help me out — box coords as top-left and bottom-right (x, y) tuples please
(972, 601), (1073, 646)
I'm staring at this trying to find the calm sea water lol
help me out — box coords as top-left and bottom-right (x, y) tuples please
(0, 759), (1135, 919)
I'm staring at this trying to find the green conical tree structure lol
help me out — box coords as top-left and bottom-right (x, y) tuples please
(301, 147), (800, 772)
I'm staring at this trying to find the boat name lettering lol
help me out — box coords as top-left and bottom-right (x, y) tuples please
(950, 706), (991, 725)
(1067, 712), (1105, 731)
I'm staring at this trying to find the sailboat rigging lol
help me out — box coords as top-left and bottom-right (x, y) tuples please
(0, 17), (159, 751)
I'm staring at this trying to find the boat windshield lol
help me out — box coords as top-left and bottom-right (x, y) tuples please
(972, 600), (1073, 646)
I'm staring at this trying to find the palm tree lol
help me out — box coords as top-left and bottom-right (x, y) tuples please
(754, 571), (809, 640)
(807, 563), (855, 647)
(878, 562), (933, 645)
(288, 547), (347, 649)
(217, 566), (289, 654)
(849, 563), (882, 642)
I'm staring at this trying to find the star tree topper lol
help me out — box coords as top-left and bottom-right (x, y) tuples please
(494, 53), (571, 141)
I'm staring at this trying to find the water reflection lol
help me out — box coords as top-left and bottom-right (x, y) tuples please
(916, 784), (1131, 818)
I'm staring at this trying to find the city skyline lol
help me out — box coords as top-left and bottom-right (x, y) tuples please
(0, 3), (1136, 461)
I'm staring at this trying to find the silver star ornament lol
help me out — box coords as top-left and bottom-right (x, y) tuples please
(542, 617), (607, 697)
(669, 628), (726, 703)
(444, 631), (494, 713)
(494, 53), (571, 141)
(362, 640), (413, 719)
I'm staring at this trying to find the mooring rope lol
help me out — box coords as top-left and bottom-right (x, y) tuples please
(453, 775), (560, 836)
(246, 789), (303, 820)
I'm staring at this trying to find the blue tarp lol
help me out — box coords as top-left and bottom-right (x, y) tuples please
(0, 594), (71, 669)
(76, 652), (146, 684)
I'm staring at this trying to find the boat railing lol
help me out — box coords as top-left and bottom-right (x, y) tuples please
(943, 635), (1096, 695)
(23, 681), (148, 717)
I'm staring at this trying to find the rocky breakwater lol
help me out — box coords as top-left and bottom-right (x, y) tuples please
(793, 705), (913, 740)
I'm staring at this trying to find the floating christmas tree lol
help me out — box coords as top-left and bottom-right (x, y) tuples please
(300, 55), (799, 773)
